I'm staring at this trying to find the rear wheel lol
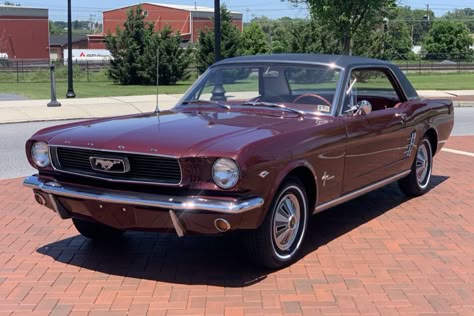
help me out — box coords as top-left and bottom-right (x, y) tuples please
(398, 136), (433, 196)
(245, 177), (308, 269)
(72, 217), (123, 240)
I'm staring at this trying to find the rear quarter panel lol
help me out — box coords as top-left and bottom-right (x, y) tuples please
(399, 98), (454, 170)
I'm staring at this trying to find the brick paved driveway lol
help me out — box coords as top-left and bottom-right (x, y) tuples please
(0, 137), (473, 315)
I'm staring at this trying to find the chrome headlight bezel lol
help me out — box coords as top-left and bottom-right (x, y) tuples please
(212, 158), (240, 190)
(31, 141), (50, 168)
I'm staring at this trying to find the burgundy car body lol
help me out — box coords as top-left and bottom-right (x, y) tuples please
(24, 54), (454, 239)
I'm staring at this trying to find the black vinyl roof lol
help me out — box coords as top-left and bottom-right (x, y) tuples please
(214, 53), (391, 69)
(213, 53), (419, 101)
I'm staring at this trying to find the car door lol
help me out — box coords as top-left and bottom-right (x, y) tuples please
(341, 68), (408, 193)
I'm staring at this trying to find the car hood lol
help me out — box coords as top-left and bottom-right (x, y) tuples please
(42, 108), (330, 158)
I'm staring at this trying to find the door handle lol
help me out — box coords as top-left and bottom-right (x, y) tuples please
(395, 113), (407, 124)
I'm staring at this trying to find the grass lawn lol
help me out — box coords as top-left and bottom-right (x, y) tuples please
(0, 81), (193, 100)
(406, 73), (474, 90)
(0, 73), (472, 100)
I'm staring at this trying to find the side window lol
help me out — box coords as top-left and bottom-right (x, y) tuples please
(344, 69), (401, 114)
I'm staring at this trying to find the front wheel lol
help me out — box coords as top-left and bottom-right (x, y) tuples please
(245, 177), (308, 269)
(72, 217), (124, 240)
(398, 136), (433, 196)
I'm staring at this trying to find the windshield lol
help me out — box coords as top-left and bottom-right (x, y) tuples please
(179, 63), (341, 115)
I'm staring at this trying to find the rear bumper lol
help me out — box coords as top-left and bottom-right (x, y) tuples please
(24, 175), (265, 235)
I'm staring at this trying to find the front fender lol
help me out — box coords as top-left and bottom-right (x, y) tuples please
(253, 159), (319, 228)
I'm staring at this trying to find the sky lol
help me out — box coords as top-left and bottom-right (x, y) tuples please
(10, 0), (474, 22)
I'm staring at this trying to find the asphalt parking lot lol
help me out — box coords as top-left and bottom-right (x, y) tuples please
(0, 136), (473, 315)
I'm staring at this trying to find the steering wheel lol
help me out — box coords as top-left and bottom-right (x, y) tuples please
(293, 94), (332, 107)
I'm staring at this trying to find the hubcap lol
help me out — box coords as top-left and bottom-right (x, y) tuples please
(273, 193), (300, 251)
(416, 142), (431, 187)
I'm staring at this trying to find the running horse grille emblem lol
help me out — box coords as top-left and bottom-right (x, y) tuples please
(89, 156), (130, 173)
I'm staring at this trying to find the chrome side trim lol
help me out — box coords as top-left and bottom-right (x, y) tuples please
(24, 175), (264, 214)
(169, 210), (185, 237)
(314, 170), (410, 214)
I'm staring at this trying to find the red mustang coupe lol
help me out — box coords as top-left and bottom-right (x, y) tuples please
(24, 54), (454, 268)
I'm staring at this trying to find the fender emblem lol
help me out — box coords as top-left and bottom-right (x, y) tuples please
(322, 172), (335, 186)
(259, 171), (270, 178)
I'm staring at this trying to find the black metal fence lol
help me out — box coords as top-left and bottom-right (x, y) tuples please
(0, 55), (473, 83)
(393, 54), (474, 74)
(0, 59), (110, 83)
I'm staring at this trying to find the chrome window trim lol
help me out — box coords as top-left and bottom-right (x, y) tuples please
(178, 62), (345, 114)
(49, 145), (183, 186)
(335, 65), (409, 117)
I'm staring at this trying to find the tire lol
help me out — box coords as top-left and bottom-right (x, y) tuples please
(398, 136), (433, 197)
(245, 176), (309, 269)
(72, 217), (123, 240)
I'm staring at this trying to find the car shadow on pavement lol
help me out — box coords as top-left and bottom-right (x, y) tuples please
(37, 175), (448, 288)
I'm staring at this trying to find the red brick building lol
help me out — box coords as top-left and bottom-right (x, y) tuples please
(0, 5), (49, 59)
(49, 35), (89, 60)
(100, 2), (242, 46)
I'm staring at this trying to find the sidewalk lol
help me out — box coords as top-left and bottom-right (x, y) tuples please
(0, 90), (473, 124)
(0, 94), (181, 124)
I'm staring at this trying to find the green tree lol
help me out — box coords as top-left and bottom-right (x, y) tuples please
(444, 8), (474, 33)
(195, 5), (241, 73)
(239, 22), (270, 55)
(249, 16), (340, 54)
(254, 17), (292, 53)
(423, 21), (474, 60)
(106, 5), (190, 85)
(394, 6), (434, 45)
(49, 21), (64, 35)
(286, 20), (340, 54)
(145, 26), (191, 85)
(353, 19), (414, 60)
(383, 20), (414, 59)
(352, 27), (384, 58)
(288, 0), (396, 54)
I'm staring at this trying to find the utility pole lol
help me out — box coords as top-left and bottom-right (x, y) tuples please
(214, 0), (221, 62)
(66, 0), (76, 98)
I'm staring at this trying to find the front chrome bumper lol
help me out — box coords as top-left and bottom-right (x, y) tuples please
(23, 175), (264, 214)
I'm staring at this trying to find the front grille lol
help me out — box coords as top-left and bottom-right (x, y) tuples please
(50, 146), (182, 185)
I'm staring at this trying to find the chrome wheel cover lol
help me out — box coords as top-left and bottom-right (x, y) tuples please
(270, 183), (308, 262)
(416, 141), (432, 189)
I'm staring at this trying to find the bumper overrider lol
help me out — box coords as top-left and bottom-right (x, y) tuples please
(24, 175), (265, 236)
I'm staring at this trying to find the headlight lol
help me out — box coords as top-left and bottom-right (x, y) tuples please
(31, 141), (50, 168)
(212, 158), (239, 189)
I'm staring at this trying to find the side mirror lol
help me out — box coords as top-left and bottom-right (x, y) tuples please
(344, 100), (372, 116)
(357, 100), (372, 116)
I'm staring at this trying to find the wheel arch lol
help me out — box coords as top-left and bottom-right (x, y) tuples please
(267, 160), (318, 216)
(424, 127), (438, 156)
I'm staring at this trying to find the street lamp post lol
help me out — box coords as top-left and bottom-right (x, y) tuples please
(66, 0), (76, 98)
(214, 0), (221, 62)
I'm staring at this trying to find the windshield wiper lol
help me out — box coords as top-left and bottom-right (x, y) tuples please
(241, 101), (304, 117)
(181, 100), (231, 110)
